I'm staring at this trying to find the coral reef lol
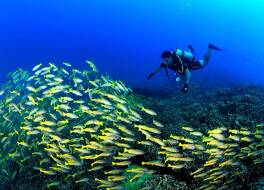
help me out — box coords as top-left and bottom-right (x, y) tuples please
(250, 177), (264, 190)
(137, 85), (264, 189)
(141, 174), (188, 190)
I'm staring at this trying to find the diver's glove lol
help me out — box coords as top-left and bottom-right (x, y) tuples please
(147, 72), (155, 80)
(182, 83), (189, 93)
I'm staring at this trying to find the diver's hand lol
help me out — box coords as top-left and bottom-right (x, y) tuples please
(147, 72), (155, 80)
(182, 83), (189, 93)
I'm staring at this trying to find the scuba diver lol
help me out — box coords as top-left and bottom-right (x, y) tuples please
(147, 43), (224, 93)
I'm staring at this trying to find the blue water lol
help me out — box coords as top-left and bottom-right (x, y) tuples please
(1, 0), (264, 89)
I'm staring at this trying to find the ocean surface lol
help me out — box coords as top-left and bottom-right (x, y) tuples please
(1, 0), (264, 89)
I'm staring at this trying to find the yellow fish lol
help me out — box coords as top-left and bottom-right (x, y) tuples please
(141, 107), (157, 116)
(32, 63), (42, 71)
(182, 126), (194, 132)
(134, 124), (161, 134)
(137, 140), (153, 146)
(190, 131), (203, 137)
(152, 119), (164, 128)
(17, 141), (30, 147)
(27, 95), (38, 105)
(190, 167), (205, 176)
(62, 62), (72, 67)
(142, 161), (164, 167)
(150, 137), (165, 146)
(62, 112), (78, 119)
(167, 164), (185, 169)
(116, 125), (134, 136)
(124, 148), (144, 155)
(209, 133), (225, 141)
(219, 159), (240, 167)
(108, 176), (126, 182)
(179, 143), (195, 150)
(112, 161), (131, 166)
(40, 120), (56, 126)
(104, 169), (123, 175)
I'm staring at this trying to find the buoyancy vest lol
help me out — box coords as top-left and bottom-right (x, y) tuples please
(171, 49), (195, 74)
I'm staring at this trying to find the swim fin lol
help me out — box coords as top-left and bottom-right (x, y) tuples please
(208, 43), (226, 51)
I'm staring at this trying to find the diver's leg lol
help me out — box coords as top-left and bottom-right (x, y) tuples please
(190, 51), (211, 69)
(199, 44), (224, 68)
(200, 47), (212, 68)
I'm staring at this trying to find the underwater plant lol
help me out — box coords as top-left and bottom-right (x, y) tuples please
(121, 165), (153, 190)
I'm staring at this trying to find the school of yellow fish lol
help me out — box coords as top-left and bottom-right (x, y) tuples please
(0, 61), (263, 190)
(0, 61), (165, 189)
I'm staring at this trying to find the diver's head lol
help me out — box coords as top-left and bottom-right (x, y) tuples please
(161, 50), (173, 65)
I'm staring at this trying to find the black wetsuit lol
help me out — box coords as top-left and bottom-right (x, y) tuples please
(160, 51), (202, 75)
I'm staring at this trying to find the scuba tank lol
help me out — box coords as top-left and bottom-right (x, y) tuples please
(175, 48), (194, 62)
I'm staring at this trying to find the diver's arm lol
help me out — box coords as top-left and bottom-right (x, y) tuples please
(182, 68), (191, 93)
(184, 68), (191, 84)
(147, 66), (163, 79)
